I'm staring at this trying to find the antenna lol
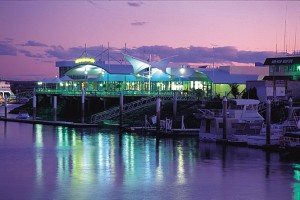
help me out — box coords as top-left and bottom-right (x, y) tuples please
(276, 33), (278, 56)
(85, 43), (87, 57)
(294, 16), (299, 55)
(284, 2), (287, 54)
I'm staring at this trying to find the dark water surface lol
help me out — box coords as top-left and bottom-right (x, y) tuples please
(0, 121), (299, 200)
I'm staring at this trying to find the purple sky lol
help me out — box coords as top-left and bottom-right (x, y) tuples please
(0, 1), (300, 80)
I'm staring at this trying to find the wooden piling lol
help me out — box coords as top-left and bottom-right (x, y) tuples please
(53, 96), (57, 121)
(173, 92), (177, 119)
(156, 97), (161, 132)
(288, 97), (293, 120)
(266, 100), (271, 145)
(33, 94), (36, 120)
(81, 89), (85, 123)
(4, 94), (7, 119)
(119, 92), (123, 128)
(222, 96), (227, 140)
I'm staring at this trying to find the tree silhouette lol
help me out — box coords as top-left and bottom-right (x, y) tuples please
(228, 83), (240, 99)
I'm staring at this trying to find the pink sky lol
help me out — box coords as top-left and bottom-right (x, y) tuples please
(0, 1), (300, 80)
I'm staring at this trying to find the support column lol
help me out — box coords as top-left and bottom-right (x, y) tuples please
(173, 92), (177, 119)
(119, 92), (123, 128)
(4, 94), (7, 119)
(222, 96), (227, 140)
(288, 97), (293, 120)
(33, 94), (36, 120)
(53, 96), (57, 121)
(266, 100), (271, 145)
(156, 97), (161, 132)
(81, 89), (85, 123)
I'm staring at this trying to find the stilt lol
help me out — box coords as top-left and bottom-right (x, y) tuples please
(222, 96), (227, 140)
(181, 115), (185, 129)
(288, 97), (293, 120)
(81, 89), (85, 123)
(119, 92), (123, 128)
(33, 94), (36, 120)
(156, 97), (161, 132)
(173, 92), (177, 119)
(53, 96), (57, 121)
(4, 94), (7, 119)
(266, 100), (271, 145)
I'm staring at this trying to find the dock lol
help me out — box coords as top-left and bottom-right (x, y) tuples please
(123, 126), (199, 136)
(0, 117), (99, 128)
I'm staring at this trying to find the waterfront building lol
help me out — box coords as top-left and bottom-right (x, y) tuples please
(36, 53), (267, 99)
(247, 56), (300, 101)
(198, 65), (268, 98)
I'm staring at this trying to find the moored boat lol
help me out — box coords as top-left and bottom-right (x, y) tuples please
(196, 99), (284, 146)
(0, 80), (16, 103)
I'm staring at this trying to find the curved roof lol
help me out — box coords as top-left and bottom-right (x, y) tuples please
(65, 64), (106, 76)
(123, 53), (175, 74)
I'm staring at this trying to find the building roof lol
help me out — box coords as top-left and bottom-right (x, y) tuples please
(199, 69), (258, 84)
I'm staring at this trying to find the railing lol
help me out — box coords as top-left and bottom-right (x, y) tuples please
(90, 94), (197, 124)
(35, 88), (183, 97)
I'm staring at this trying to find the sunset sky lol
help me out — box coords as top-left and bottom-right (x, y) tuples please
(0, 0), (300, 80)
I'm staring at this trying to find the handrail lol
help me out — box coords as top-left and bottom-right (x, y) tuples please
(90, 94), (197, 124)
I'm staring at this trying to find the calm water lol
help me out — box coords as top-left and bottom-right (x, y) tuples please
(0, 121), (299, 200)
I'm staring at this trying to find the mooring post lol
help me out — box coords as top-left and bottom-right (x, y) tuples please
(222, 96), (227, 140)
(119, 92), (123, 128)
(181, 115), (185, 129)
(53, 96), (57, 121)
(288, 97), (293, 120)
(266, 99), (271, 145)
(4, 94), (7, 119)
(33, 94), (36, 120)
(165, 117), (167, 132)
(144, 115), (147, 128)
(156, 97), (161, 132)
(173, 92), (177, 119)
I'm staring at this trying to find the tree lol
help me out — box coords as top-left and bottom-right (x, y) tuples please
(228, 83), (240, 99)
(194, 88), (204, 101)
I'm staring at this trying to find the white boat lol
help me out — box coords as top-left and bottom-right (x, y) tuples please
(281, 111), (300, 149)
(197, 99), (284, 146)
(16, 110), (30, 119)
(247, 124), (283, 146)
(0, 80), (15, 102)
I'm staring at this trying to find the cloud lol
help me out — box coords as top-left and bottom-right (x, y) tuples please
(19, 49), (44, 58)
(124, 45), (278, 65)
(14, 42), (278, 66)
(45, 45), (104, 60)
(128, 1), (143, 7)
(19, 40), (48, 47)
(131, 21), (147, 26)
(0, 40), (17, 56)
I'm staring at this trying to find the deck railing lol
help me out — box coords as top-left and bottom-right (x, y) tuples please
(35, 88), (195, 98)
(90, 94), (197, 124)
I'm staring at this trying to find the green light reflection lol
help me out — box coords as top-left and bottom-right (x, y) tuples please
(35, 124), (43, 187)
(176, 144), (186, 185)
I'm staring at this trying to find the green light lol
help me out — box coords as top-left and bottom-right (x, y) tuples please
(295, 170), (300, 181)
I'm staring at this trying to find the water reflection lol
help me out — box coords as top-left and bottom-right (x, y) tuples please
(30, 126), (200, 198)
(0, 122), (298, 199)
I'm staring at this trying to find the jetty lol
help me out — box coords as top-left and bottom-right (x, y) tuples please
(0, 116), (99, 128)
